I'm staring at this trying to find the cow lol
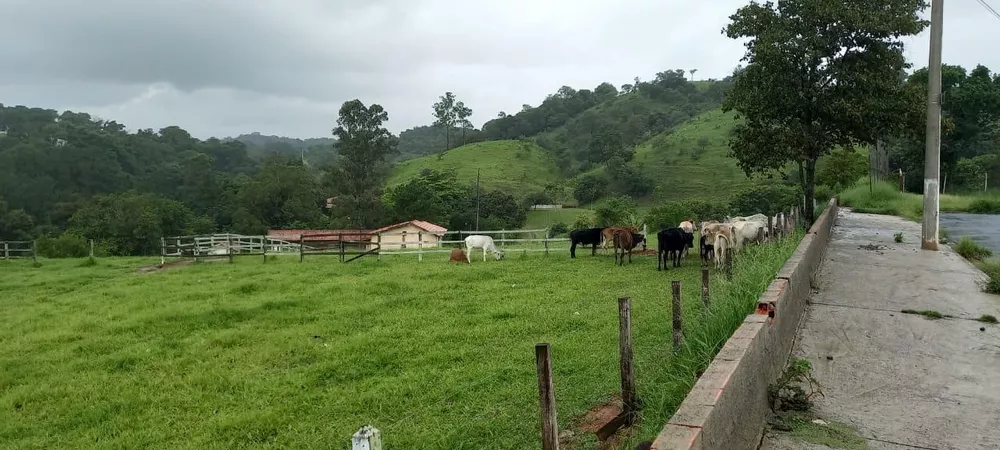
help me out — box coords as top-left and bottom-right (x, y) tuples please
(612, 229), (634, 266)
(463, 235), (504, 262)
(449, 248), (469, 264)
(678, 219), (696, 258)
(600, 226), (641, 252)
(731, 219), (767, 251)
(569, 227), (604, 258)
(726, 213), (767, 224)
(657, 227), (692, 271)
(714, 227), (734, 270)
(700, 233), (714, 263)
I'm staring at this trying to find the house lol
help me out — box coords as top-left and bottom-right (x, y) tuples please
(267, 229), (374, 250)
(371, 220), (448, 250)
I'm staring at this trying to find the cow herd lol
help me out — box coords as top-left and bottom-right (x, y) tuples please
(569, 211), (790, 271)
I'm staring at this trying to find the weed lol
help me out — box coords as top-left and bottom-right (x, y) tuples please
(955, 237), (993, 261)
(981, 262), (1000, 295)
(78, 257), (98, 267)
(769, 358), (823, 412)
(771, 411), (867, 450)
(978, 314), (999, 324)
(901, 309), (946, 320)
(894, 232), (904, 243)
(31, 261), (42, 268)
(968, 198), (1000, 214)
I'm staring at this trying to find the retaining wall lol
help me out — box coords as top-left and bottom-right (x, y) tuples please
(651, 198), (839, 450)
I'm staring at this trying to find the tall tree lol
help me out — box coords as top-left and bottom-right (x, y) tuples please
(326, 100), (398, 229)
(455, 102), (473, 145)
(722, 0), (927, 223)
(432, 92), (458, 151)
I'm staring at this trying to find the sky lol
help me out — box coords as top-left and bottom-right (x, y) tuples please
(0, 0), (997, 140)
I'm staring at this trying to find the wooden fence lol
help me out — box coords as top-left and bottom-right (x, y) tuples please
(376, 228), (570, 261)
(0, 240), (36, 261)
(160, 234), (303, 264)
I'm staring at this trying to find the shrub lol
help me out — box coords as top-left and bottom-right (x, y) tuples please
(982, 262), (1000, 295)
(594, 196), (639, 227)
(573, 174), (608, 205)
(682, 199), (730, 222)
(729, 183), (801, 217)
(571, 213), (595, 230)
(645, 202), (694, 231)
(36, 233), (89, 258)
(955, 237), (992, 261)
(549, 222), (569, 236)
(894, 232), (904, 243)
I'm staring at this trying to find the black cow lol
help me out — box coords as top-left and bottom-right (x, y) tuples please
(657, 227), (693, 271)
(631, 232), (647, 251)
(569, 227), (604, 258)
(700, 233), (714, 263)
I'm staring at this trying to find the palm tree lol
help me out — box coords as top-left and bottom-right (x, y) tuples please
(689, 69), (699, 81)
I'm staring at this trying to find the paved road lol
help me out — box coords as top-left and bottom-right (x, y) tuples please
(761, 209), (1000, 450)
(941, 213), (1000, 255)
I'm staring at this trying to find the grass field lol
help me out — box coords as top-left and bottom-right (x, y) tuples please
(633, 109), (753, 202)
(0, 234), (802, 449)
(525, 208), (594, 230)
(387, 140), (562, 199)
(839, 181), (1000, 222)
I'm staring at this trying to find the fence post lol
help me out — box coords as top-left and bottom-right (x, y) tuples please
(535, 343), (559, 450)
(3, 241), (8, 259)
(701, 268), (710, 310)
(671, 281), (684, 353)
(376, 232), (382, 261)
(618, 297), (639, 419)
(227, 234), (234, 263)
(351, 425), (382, 450)
(418, 231), (423, 262)
(262, 235), (268, 263)
(299, 234), (304, 263)
(89, 239), (95, 258)
(544, 228), (550, 256)
(160, 237), (165, 266)
(767, 215), (774, 242)
(756, 226), (764, 244)
(340, 233), (345, 263)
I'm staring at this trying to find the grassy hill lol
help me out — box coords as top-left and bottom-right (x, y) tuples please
(633, 108), (753, 202)
(388, 140), (563, 198)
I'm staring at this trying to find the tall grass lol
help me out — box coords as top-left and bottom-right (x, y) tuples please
(954, 237), (993, 261)
(838, 181), (1000, 222)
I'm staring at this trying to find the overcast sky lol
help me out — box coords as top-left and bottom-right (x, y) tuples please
(1, 0), (997, 140)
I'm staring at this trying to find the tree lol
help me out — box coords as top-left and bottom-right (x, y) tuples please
(238, 157), (322, 232)
(326, 100), (398, 229)
(689, 69), (698, 81)
(455, 102), (473, 145)
(722, 0), (928, 223)
(432, 92), (459, 151)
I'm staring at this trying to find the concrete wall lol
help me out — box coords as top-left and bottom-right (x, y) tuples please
(651, 198), (839, 450)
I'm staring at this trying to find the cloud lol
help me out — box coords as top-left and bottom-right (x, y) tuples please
(0, 0), (996, 139)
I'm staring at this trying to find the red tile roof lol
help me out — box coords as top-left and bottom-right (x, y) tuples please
(268, 229), (372, 242)
(373, 220), (448, 234)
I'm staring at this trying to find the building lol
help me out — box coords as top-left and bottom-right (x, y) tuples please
(371, 220), (448, 250)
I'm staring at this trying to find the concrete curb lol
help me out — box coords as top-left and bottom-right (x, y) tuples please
(651, 198), (839, 450)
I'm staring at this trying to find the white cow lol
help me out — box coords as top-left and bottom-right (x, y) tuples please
(726, 213), (768, 224)
(731, 220), (767, 251)
(464, 235), (504, 263)
(713, 228), (734, 270)
(678, 220), (696, 258)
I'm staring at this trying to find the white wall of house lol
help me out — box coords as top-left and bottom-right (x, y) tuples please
(374, 224), (443, 250)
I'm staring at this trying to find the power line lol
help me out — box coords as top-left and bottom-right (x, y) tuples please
(974, 0), (1000, 22)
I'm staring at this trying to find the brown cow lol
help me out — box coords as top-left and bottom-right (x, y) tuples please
(449, 248), (469, 264)
(600, 226), (639, 252)
(613, 229), (634, 266)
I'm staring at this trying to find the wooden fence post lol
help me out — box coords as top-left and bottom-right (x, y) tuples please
(756, 226), (764, 244)
(701, 268), (710, 310)
(618, 297), (639, 418)
(227, 234), (234, 263)
(376, 232), (382, 261)
(351, 425), (382, 450)
(535, 343), (559, 450)
(418, 231), (423, 262)
(32, 240), (37, 262)
(262, 235), (268, 263)
(767, 215), (774, 241)
(89, 239), (95, 258)
(299, 234), (304, 263)
(339, 233), (345, 263)
(3, 241), (8, 259)
(544, 228), (550, 256)
(160, 237), (165, 266)
(671, 281), (684, 353)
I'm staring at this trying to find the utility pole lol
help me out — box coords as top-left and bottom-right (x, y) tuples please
(921, 0), (943, 251)
(475, 169), (481, 231)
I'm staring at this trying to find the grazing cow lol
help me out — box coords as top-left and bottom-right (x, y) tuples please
(612, 229), (634, 266)
(700, 233), (714, 263)
(569, 227), (604, 258)
(726, 213), (767, 224)
(464, 235), (504, 263)
(731, 219), (767, 251)
(600, 226), (639, 252)
(714, 228), (734, 270)
(657, 227), (692, 271)
(449, 248), (469, 264)
(678, 219), (696, 258)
